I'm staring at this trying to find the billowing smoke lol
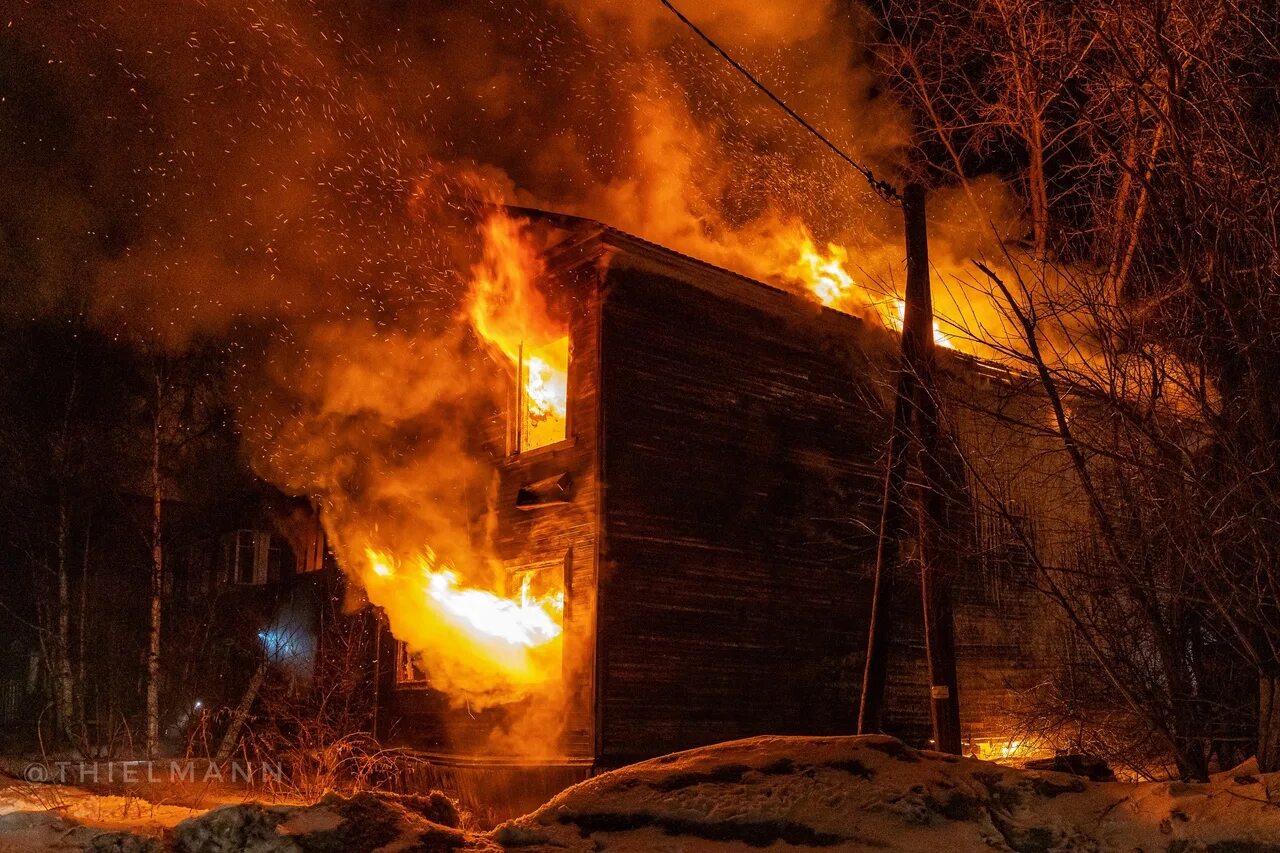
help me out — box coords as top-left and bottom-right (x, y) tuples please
(1, 0), (1025, 709)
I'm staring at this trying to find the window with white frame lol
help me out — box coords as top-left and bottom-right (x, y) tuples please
(222, 530), (278, 586)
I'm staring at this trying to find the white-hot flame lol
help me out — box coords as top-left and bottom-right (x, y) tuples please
(363, 547), (564, 699)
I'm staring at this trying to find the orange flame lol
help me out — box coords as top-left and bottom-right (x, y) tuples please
(469, 213), (569, 451)
(883, 298), (954, 350)
(349, 213), (574, 707)
(364, 547), (564, 697)
(787, 231), (953, 349)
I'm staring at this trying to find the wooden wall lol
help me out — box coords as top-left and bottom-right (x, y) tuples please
(591, 236), (1059, 765)
(593, 249), (890, 765)
(378, 216), (1069, 768)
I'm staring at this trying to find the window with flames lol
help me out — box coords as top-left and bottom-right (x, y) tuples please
(518, 337), (569, 452)
(393, 555), (569, 687)
(396, 640), (429, 685)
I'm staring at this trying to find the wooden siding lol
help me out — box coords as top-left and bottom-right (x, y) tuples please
(377, 214), (1067, 768)
(591, 236), (1057, 764)
(594, 252), (890, 764)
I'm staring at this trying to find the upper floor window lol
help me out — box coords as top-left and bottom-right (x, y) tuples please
(223, 530), (287, 586)
(518, 336), (569, 452)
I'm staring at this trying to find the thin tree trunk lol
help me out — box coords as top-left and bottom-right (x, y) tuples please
(1259, 671), (1280, 773)
(55, 499), (75, 746)
(78, 515), (89, 741)
(146, 373), (163, 758)
(1026, 117), (1049, 256)
(215, 661), (267, 764)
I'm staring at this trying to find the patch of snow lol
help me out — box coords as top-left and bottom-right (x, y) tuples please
(8, 737), (1280, 851)
(497, 734), (1280, 851)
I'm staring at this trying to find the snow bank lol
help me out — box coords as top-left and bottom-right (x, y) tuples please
(169, 791), (491, 852)
(0, 779), (201, 853)
(496, 734), (1280, 851)
(8, 737), (1280, 851)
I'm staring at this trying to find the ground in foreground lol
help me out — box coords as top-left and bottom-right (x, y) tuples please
(4, 735), (1280, 851)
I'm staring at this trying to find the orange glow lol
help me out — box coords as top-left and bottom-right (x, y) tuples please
(788, 233), (857, 307)
(468, 213), (569, 450)
(969, 736), (1046, 763)
(363, 547), (564, 696)
(883, 298), (954, 350)
(344, 213), (574, 708)
(520, 337), (569, 451)
(786, 230), (953, 349)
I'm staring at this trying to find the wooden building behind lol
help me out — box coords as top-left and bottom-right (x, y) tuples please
(375, 209), (1061, 785)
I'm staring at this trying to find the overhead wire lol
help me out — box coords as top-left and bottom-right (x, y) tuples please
(657, 0), (902, 204)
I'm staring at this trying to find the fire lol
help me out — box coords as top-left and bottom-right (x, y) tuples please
(341, 213), (575, 707)
(469, 213), (570, 451)
(363, 547), (564, 696)
(790, 233), (857, 307)
(969, 736), (1045, 763)
(884, 298), (954, 350)
(787, 232), (953, 349)
(519, 338), (569, 451)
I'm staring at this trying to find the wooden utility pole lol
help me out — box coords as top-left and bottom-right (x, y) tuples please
(858, 183), (962, 754)
(902, 185), (962, 754)
(857, 221), (925, 733)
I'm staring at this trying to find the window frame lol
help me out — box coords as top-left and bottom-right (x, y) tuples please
(224, 529), (270, 586)
(512, 336), (574, 457)
(394, 640), (430, 686)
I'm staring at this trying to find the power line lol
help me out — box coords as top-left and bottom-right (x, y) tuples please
(658, 0), (901, 204)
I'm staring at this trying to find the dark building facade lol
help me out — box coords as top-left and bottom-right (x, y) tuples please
(376, 210), (1062, 781)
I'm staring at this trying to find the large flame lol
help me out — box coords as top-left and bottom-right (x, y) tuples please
(469, 213), (570, 451)
(346, 213), (572, 708)
(364, 547), (565, 699)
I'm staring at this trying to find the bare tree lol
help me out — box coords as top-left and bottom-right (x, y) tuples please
(137, 345), (228, 758)
(145, 364), (164, 757)
(875, 0), (1280, 775)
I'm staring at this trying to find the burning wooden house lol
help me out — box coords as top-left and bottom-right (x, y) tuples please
(372, 208), (1060, 795)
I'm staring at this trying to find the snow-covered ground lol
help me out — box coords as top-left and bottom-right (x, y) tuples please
(502, 735), (1280, 851)
(0, 776), (206, 852)
(5, 735), (1280, 851)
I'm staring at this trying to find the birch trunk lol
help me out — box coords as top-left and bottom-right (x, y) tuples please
(1260, 671), (1280, 773)
(54, 499), (75, 745)
(77, 516), (89, 737)
(215, 662), (267, 764)
(145, 374), (163, 758)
